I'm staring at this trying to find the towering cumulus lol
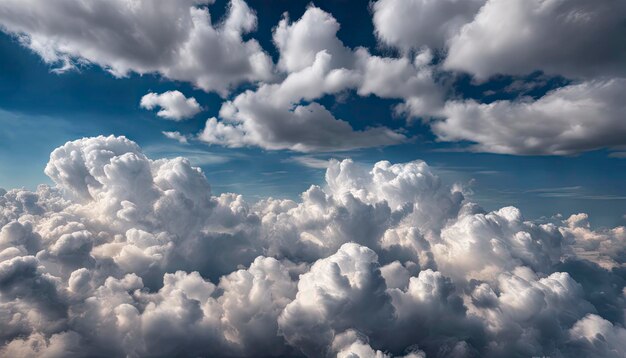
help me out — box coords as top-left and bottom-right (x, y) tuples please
(0, 136), (624, 357)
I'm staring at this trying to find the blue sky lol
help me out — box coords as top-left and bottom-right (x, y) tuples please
(1, 0), (625, 227)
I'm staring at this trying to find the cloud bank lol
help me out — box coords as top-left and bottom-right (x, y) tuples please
(1, 135), (625, 357)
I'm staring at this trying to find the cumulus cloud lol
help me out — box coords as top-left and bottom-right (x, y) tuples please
(1, 135), (626, 356)
(140, 91), (201, 121)
(195, 5), (445, 151)
(443, 0), (626, 80)
(370, 0), (626, 156)
(198, 51), (408, 152)
(2, 0), (624, 158)
(432, 78), (626, 155)
(0, 0), (273, 95)
(567, 314), (626, 357)
(372, 0), (484, 52)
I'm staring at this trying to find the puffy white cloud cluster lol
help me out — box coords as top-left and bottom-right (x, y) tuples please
(370, 0), (626, 155)
(197, 5), (444, 151)
(0, 0), (272, 95)
(433, 79), (626, 155)
(2, 0), (624, 155)
(372, 0), (626, 80)
(0, 0), (443, 152)
(1, 135), (625, 357)
(140, 91), (202, 121)
(372, 0), (484, 53)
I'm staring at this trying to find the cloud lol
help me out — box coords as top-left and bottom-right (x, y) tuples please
(287, 156), (334, 169)
(561, 213), (626, 270)
(443, 0), (626, 80)
(368, 0), (626, 156)
(161, 131), (189, 144)
(567, 314), (626, 358)
(2, 0), (624, 159)
(0, 0), (273, 95)
(194, 5), (446, 151)
(140, 91), (201, 121)
(278, 243), (395, 356)
(1, 135), (626, 356)
(197, 47), (408, 152)
(432, 78), (626, 155)
(372, 0), (484, 52)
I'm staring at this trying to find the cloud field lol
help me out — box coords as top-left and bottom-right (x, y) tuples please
(0, 0), (625, 356)
(0, 136), (624, 357)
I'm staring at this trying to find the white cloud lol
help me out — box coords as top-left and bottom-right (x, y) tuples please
(195, 5), (444, 151)
(197, 51), (408, 152)
(287, 156), (334, 169)
(278, 243), (395, 356)
(433, 79), (626, 155)
(444, 0), (626, 80)
(561, 213), (626, 270)
(568, 314), (626, 358)
(372, 0), (484, 52)
(140, 91), (201, 121)
(161, 131), (189, 144)
(273, 6), (354, 73)
(1, 135), (626, 356)
(0, 0), (273, 95)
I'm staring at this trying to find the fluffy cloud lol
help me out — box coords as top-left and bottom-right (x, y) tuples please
(0, 0), (273, 95)
(2, 0), (624, 158)
(567, 314), (626, 357)
(196, 5), (444, 151)
(372, 0), (484, 52)
(432, 79), (626, 155)
(140, 91), (201, 121)
(444, 0), (626, 80)
(1, 135), (626, 356)
(370, 0), (626, 156)
(561, 213), (626, 269)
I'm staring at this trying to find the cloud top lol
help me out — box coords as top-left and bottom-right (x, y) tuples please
(1, 136), (625, 356)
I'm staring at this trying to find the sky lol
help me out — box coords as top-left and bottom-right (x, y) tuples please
(1, 1), (626, 357)
(0, 0), (624, 227)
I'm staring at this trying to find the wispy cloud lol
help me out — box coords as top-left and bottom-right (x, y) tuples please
(523, 186), (626, 200)
(144, 144), (236, 166)
(286, 156), (336, 169)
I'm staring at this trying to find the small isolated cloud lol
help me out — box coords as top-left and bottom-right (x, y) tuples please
(162, 131), (189, 143)
(141, 91), (201, 121)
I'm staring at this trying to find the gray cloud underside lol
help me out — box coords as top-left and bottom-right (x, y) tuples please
(1, 135), (625, 357)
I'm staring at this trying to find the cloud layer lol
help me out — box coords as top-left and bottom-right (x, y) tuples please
(1, 136), (625, 357)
